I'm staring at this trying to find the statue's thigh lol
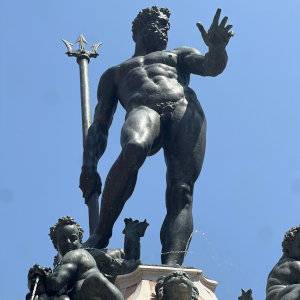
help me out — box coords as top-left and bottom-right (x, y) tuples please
(164, 106), (206, 182)
(121, 106), (161, 148)
(79, 273), (123, 300)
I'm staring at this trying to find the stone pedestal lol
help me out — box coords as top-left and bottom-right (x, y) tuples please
(115, 265), (218, 300)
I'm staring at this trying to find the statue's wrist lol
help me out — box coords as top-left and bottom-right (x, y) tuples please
(209, 44), (226, 53)
(82, 164), (97, 172)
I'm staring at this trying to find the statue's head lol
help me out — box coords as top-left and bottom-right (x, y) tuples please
(132, 6), (171, 52)
(155, 271), (199, 300)
(282, 225), (300, 259)
(49, 216), (84, 256)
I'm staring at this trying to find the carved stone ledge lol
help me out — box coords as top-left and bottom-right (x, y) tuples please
(115, 265), (218, 300)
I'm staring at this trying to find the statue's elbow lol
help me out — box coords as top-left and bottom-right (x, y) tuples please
(46, 277), (63, 293)
(206, 63), (226, 77)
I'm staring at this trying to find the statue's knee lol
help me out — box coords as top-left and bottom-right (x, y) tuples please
(171, 181), (192, 195)
(124, 141), (147, 168)
(81, 273), (123, 300)
(57, 296), (70, 300)
(169, 181), (193, 207)
(79, 275), (103, 299)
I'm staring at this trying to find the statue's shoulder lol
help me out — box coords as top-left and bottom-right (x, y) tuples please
(62, 248), (93, 263)
(173, 46), (201, 57)
(117, 56), (144, 71)
(99, 65), (121, 88)
(269, 256), (296, 279)
(102, 65), (119, 79)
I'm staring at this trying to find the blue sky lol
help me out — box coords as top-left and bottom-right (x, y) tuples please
(1, 1), (300, 299)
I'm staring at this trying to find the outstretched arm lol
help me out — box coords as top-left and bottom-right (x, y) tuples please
(80, 67), (118, 199)
(178, 8), (233, 77)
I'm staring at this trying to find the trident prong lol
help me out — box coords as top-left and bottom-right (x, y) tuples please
(62, 39), (74, 54)
(76, 34), (87, 51)
(63, 34), (101, 235)
(91, 42), (102, 56)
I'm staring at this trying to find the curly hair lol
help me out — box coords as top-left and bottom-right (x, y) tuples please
(282, 225), (300, 256)
(155, 271), (199, 300)
(132, 6), (171, 40)
(49, 216), (84, 250)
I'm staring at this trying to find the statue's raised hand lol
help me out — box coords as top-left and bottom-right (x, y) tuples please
(197, 8), (233, 49)
(79, 166), (102, 199)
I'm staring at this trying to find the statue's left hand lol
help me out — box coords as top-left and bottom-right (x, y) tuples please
(197, 8), (233, 49)
(79, 167), (102, 199)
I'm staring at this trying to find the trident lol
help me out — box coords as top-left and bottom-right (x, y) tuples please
(63, 34), (101, 234)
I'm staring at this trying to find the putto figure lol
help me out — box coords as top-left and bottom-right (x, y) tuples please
(266, 226), (300, 300)
(27, 216), (123, 300)
(80, 6), (233, 265)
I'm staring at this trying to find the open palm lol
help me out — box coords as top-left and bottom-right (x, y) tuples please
(197, 8), (233, 49)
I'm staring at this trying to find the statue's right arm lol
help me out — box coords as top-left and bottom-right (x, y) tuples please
(266, 263), (300, 300)
(45, 261), (77, 293)
(82, 67), (118, 170)
(80, 67), (118, 198)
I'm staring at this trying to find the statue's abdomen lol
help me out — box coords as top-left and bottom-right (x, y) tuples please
(118, 63), (186, 110)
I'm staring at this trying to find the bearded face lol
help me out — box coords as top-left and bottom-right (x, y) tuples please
(163, 275), (193, 299)
(156, 272), (199, 300)
(134, 12), (170, 52)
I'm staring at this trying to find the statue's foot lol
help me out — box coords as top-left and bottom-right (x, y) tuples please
(121, 259), (141, 274)
(83, 233), (109, 249)
(162, 253), (184, 267)
(162, 260), (182, 268)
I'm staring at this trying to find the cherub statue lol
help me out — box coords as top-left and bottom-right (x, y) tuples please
(27, 216), (125, 300)
(266, 225), (300, 299)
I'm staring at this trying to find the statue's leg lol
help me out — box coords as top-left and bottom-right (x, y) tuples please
(94, 106), (161, 248)
(78, 272), (124, 300)
(161, 101), (206, 265)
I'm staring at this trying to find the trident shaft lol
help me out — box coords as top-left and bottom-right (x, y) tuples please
(63, 34), (101, 234)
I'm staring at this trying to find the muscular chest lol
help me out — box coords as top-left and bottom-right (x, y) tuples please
(118, 51), (178, 79)
(278, 261), (300, 283)
(292, 261), (300, 277)
(144, 51), (178, 67)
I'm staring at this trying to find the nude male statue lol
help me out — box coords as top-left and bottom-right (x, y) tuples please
(80, 6), (233, 265)
(266, 226), (300, 300)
